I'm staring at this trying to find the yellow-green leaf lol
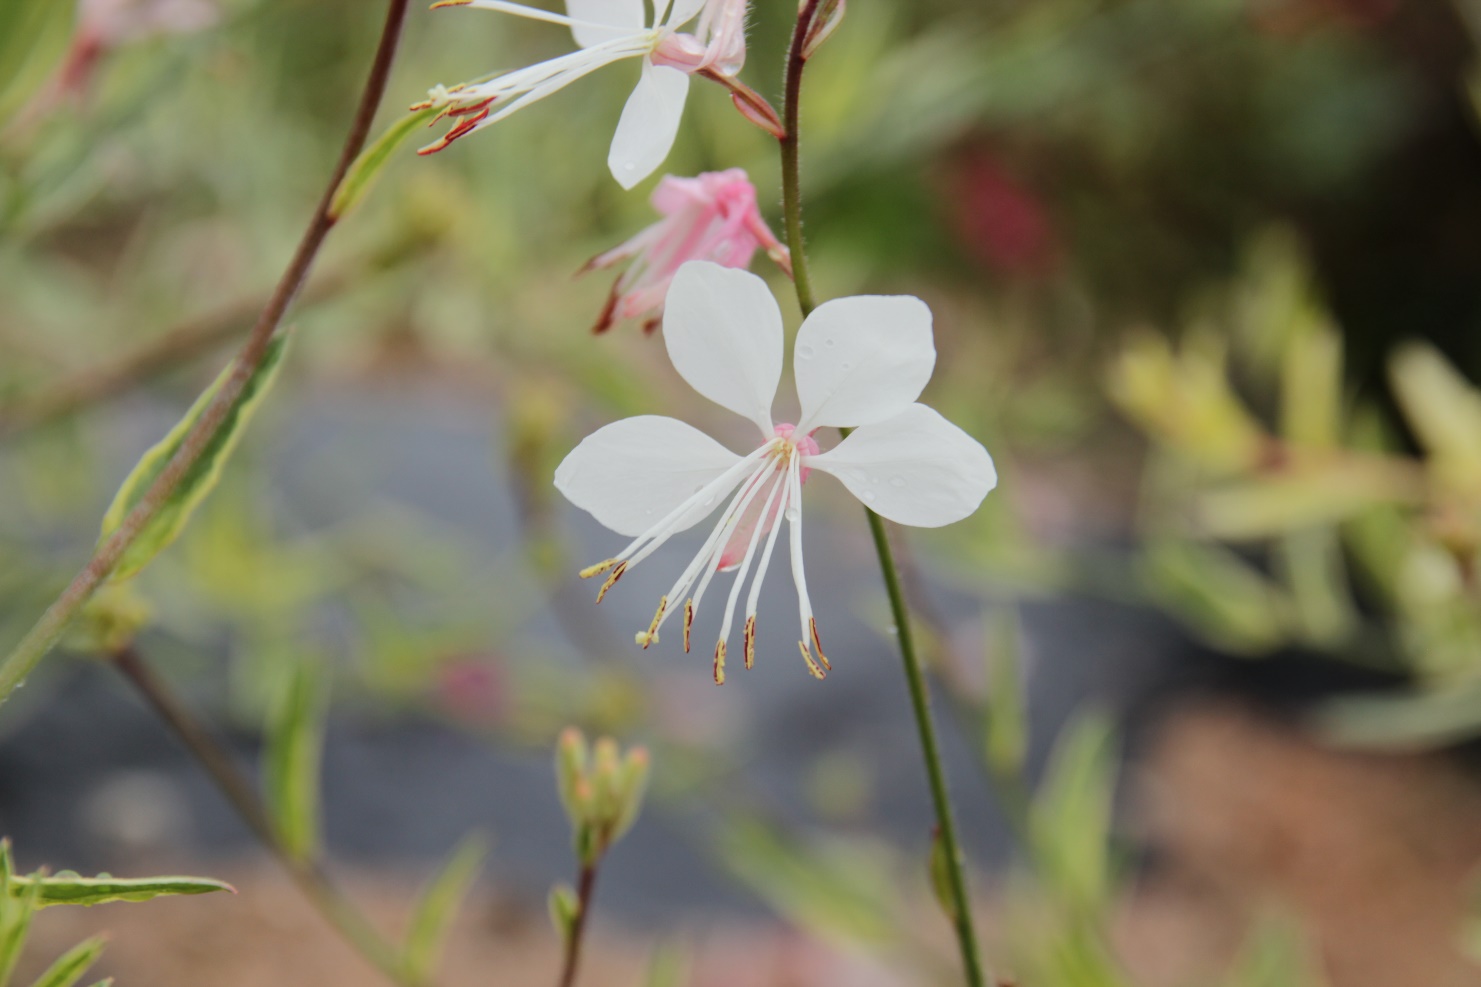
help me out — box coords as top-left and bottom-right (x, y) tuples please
(262, 660), (326, 864)
(26, 935), (104, 987)
(402, 833), (488, 984)
(329, 108), (437, 221)
(99, 334), (291, 581)
(9, 874), (234, 908)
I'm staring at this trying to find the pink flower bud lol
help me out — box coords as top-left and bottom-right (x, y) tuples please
(582, 169), (790, 334)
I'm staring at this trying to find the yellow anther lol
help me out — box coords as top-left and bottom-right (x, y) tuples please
(683, 599), (695, 653)
(809, 618), (831, 672)
(713, 641), (727, 685)
(798, 640), (826, 680)
(638, 597), (666, 650)
(595, 561), (627, 603)
(743, 616), (756, 670)
(580, 559), (619, 580)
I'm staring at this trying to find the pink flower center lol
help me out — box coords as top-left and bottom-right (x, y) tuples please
(773, 422), (818, 482)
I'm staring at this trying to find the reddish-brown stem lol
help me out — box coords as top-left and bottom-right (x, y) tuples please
(0, 0), (412, 704)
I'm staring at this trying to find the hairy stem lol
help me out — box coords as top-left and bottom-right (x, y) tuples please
(111, 646), (419, 987)
(0, 0), (411, 705)
(556, 862), (600, 987)
(778, 2), (818, 316)
(777, 6), (988, 985)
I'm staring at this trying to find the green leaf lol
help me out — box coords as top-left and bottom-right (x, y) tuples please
(0, 0), (73, 124)
(983, 609), (1027, 778)
(1141, 539), (1291, 654)
(1031, 711), (1118, 911)
(26, 936), (104, 987)
(1314, 681), (1481, 751)
(99, 334), (291, 581)
(262, 659), (326, 864)
(0, 853), (40, 987)
(328, 108), (437, 221)
(547, 884), (579, 948)
(9, 874), (235, 908)
(401, 833), (488, 984)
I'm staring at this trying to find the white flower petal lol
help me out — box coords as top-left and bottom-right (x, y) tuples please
(794, 294), (935, 431)
(660, 0), (707, 28)
(565, 0), (645, 47)
(806, 404), (996, 527)
(608, 60), (690, 190)
(554, 415), (743, 536)
(663, 261), (783, 435)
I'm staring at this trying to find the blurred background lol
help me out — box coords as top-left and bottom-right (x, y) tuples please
(5, 0), (1481, 983)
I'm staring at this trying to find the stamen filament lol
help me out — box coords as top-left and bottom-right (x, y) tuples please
(713, 465), (787, 663)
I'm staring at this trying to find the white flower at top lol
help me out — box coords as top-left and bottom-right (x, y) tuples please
(415, 0), (750, 189)
(555, 261), (998, 683)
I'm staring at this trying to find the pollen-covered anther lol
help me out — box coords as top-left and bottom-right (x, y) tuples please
(798, 641), (826, 680)
(743, 616), (756, 669)
(713, 641), (727, 685)
(417, 107), (491, 156)
(809, 618), (831, 672)
(683, 599), (695, 653)
(637, 597), (667, 649)
(428, 0), (471, 8)
(595, 562), (628, 603)
(579, 559), (619, 580)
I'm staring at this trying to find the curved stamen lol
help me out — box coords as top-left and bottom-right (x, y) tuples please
(713, 464), (787, 662)
(648, 459), (780, 643)
(786, 455), (825, 679)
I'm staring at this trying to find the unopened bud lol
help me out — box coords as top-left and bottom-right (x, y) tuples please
(611, 747), (650, 842)
(555, 727), (589, 822)
(801, 0), (845, 60)
(928, 827), (959, 925)
(548, 882), (580, 945)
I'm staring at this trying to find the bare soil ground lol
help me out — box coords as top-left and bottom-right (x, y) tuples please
(19, 702), (1481, 986)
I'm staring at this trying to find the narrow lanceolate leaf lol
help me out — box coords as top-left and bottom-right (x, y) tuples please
(1031, 711), (1118, 911)
(547, 884), (580, 947)
(983, 609), (1027, 779)
(99, 333), (291, 582)
(328, 108), (437, 221)
(401, 833), (489, 984)
(0, 869), (41, 987)
(26, 935), (105, 987)
(9, 874), (235, 908)
(262, 661), (327, 864)
(0, 0), (73, 121)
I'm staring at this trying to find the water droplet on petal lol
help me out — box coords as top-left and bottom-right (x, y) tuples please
(889, 475), (906, 488)
(841, 361), (853, 371)
(863, 490), (878, 503)
(785, 507), (801, 522)
(797, 343), (815, 359)
(703, 496), (716, 507)
(824, 337), (836, 347)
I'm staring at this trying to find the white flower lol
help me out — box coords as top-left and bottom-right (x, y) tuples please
(555, 261), (998, 683)
(416, 0), (749, 189)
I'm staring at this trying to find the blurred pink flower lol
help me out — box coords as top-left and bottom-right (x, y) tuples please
(435, 657), (507, 723)
(949, 150), (1059, 280)
(31, 0), (216, 114)
(583, 168), (790, 335)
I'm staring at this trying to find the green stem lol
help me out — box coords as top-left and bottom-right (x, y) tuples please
(0, 0), (411, 706)
(111, 646), (422, 987)
(778, 7), (988, 985)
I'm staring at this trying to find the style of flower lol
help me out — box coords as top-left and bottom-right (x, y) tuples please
(415, 0), (750, 189)
(555, 261), (997, 683)
(583, 168), (790, 334)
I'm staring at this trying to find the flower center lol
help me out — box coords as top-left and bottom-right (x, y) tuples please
(771, 423), (818, 481)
